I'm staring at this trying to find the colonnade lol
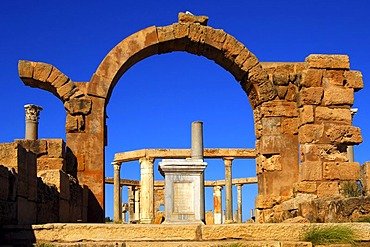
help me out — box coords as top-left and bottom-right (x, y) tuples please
(109, 153), (257, 224)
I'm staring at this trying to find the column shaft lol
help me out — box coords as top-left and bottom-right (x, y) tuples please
(112, 162), (122, 222)
(213, 185), (223, 224)
(139, 157), (154, 223)
(224, 158), (233, 223)
(134, 186), (140, 221)
(237, 184), (242, 223)
(128, 186), (135, 222)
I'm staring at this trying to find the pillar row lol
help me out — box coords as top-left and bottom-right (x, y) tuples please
(223, 158), (234, 223)
(139, 157), (155, 224)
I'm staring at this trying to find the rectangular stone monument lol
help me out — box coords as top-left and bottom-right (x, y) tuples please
(158, 121), (207, 224)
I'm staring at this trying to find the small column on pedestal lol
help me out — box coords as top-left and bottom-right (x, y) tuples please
(112, 161), (122, 222)
(236, 184), (243, 223)
(213, 185), (223, 224)
(139, 157), (154, 224)
(24, 104), (43, 140)
(223, 158), (234, 223)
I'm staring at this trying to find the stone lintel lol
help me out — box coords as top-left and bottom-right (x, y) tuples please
(114, 148), (256, 163)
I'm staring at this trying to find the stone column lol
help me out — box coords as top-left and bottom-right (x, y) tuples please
(112, 161), (122, 222)
(24, 104), (43, 140)
(128, 186), (135, 222)
(347, 108), (358, 162)
(236, 184), (242, 223)
(139, 157), (154, 224)
(191, 121), (204, 160)
(224, 158), (234, 223)
(134, 186), (140, 221)
(213, 185), (223, 224)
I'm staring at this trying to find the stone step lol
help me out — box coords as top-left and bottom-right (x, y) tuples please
(2, 223), (370, 246)
(40, 240), (313, 247)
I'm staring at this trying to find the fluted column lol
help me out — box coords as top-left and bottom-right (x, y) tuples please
(213, 185), (223, 224)
(224, 158), (234, 223)
(112, 161), (122, 222)
(139, 157), (154, 223)
(24, 104), (43, 140)
(236, 184), (242, 223)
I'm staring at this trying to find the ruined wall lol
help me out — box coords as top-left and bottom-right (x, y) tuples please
(0, 140), (87, 225)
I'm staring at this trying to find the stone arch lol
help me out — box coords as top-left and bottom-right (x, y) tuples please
(87, 23), (277, 108)
(19, 14), (320, 222)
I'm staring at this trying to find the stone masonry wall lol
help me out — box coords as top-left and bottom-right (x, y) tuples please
(0, 139), (87, 225)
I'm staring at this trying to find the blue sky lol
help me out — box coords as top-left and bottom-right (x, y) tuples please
(1, 1), (370, 221)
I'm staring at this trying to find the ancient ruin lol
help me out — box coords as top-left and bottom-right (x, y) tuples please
(1, 11), (370, 245)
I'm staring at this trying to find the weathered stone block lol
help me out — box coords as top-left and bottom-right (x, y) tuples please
(260, 100), (298, 117)
(298, 87), (323, 105)
(323, 162), (360, 180)
(64, 98), (92, 115)
(178, 12), (208, 25)
(57, 80), (75, 100)
(323, 70), (344, 86)
(18, 60), (34, 78)
(300, 161), (322, 181)
(277, 86), (288, 99)
(315, 106), (351, 124)
(300, 144), (348, 162)
(257, 154), (282, 171)
(325, 126), (362, 144)
(299, 105), (314, 125)
(46, 139), (66, 158)
(293, 182), (317, 193)
(300, 69), (323, 87)
(33, 62), (53, 82)
(344, 70), (364, 91)
(260, 135), (282, 154)
(284, 83), (298, 102)
(281, 118), (299, 134)
(0, 165), (9, 200)
(60, 198), (70, 222)
(305, 54), (350, 69)
(273, 74), (290, 86)
(38, 169), (70, 200)
(317, 181), (340, 198)
(298, 124), (324, 144)
(262, 117), (281, 135)
(37, 157), (66, 171)
(66, 114), (85, 133)
(255, 195), (283, 209)
(17, 196), (37, 224)
(322, 87), (354, 106)
(14, 139), (47, 156)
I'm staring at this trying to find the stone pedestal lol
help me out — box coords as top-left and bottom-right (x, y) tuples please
(159, 159), (207, 224)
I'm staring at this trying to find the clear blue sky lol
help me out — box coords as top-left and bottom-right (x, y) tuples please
(1, 1), (370, 221)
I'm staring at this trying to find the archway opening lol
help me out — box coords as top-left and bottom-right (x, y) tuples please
(104, 51), (256, 221)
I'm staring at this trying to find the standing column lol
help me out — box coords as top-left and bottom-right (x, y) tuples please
(224, 158), (234, 223)
(134, 186), (140, 222)
(139, 157), (155, 224)
(236, 184), (242, 223)
(24, 104), (43, 140)
(128, 186), (135, 223)
(213, 185), (223, 224)
(112, 161), (122, 222)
